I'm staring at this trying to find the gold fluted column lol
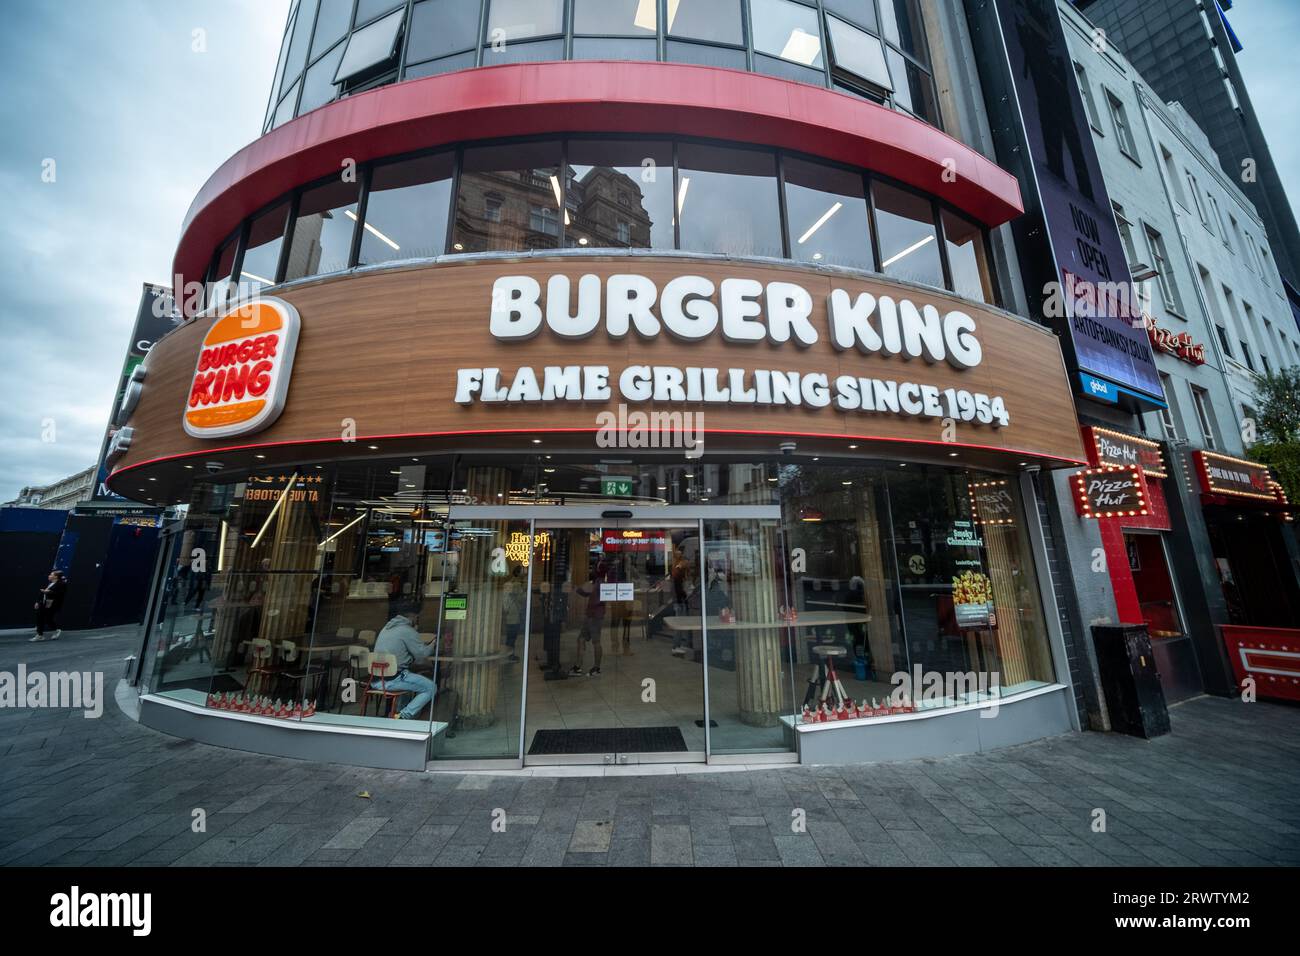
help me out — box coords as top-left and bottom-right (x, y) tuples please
(853, 481), (895, 674)
(450, 466), (510, 728)
(725, 464), (785, 727)
(984, 523), (1031, 686)
(256, 485), (319, 645)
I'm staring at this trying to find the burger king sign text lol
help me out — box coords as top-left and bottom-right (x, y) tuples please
(183, 298), (300, 439)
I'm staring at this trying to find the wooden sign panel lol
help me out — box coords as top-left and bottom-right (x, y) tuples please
(113, 256), (1087, 477)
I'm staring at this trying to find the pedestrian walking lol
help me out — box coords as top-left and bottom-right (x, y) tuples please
(31, 569), (68, 642)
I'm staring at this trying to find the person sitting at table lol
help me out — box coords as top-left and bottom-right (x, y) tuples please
(371, 600), (437, 719)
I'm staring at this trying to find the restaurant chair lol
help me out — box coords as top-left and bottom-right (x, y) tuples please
(362, 652), (408, 718)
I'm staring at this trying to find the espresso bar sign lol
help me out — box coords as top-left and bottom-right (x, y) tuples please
(1084, 426), (1166, 478)
(1195, 451), (1275, 501)
(1073, 465), (1149, 518)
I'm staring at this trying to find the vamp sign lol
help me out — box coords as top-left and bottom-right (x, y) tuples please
(184, 298), (300, 439)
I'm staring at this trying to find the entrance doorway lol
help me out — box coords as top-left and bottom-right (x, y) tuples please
(523, 519), (707, 764)
(1123, 530), (1200, 702)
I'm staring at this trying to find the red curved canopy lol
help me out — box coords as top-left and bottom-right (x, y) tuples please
(175, 60), (1022, 310)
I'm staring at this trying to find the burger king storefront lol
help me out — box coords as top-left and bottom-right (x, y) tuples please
(110, 64), (1089, 771)
(112, 256), (1088, 770)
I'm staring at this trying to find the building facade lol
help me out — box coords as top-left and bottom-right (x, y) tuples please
(110, 0), (1115, 771)
(2, 467), (95, 511)
(1075, 0), (1300, 294)
(1059, 0), (1299, 701)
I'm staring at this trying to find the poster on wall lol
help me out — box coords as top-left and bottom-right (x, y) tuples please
(985, 0), (1164, 408)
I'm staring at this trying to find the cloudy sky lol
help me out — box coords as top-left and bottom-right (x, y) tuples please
(0, 0), (1296, 503)
(0, 0), (289, 503)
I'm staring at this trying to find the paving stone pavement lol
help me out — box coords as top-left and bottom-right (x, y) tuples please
(3, 626), (1300, 867)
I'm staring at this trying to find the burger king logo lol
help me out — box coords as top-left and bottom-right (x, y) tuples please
(183, 297), (300, 439)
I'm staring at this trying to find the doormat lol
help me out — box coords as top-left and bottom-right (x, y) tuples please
(528, 726), (688, 755)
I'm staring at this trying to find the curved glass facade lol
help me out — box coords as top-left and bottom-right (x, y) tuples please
(140, 454), (1056, 761)
(204, 134), (995, 311)
(264, 0), (940, 132)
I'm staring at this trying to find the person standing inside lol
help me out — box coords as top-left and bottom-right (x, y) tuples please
(571, 560), (610, 677)
(501, 566), (525, 663)
(31, 570), (68, 642)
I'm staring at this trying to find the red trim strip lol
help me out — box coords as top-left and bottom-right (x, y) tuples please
(175, 61), (1023, 306)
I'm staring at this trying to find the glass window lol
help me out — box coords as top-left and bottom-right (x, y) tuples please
(480, 38), (564, 63)
(284, 0), (320, 86)
(452, 141), (564, 253)
(1158, 374), (1180, 439)
(566, 140), (676, 250)
(824, 0), (878, 33)
(1113, 201), (1139, 267)
(887, 49), (938, 124)
(886, 465), (1055, 700)
(239, 203), (290, 290)
(941, 208), (994, 304)
(359, 153), (455, 265)
(272, 80), (301, 129)
(782, 156), (873, 271)
(666, 0), (743, 45)
(572, 37), (657, 59)
(311, 0), (354, 58)
(703, 515), (797, 753)
(827, 15), (891, 90)
(1106, 89), (1139, 161)
(285, 179), (361, 281)
(1215, 323), (1233, 358)
(573, 0), (657, 34)
(355, 0), (403, 24)
(297, 42), (346, 115)
(486, 0), (564, 44)
(405, 50), (477, 77)
(408, 0), (482, 63)
(879, 0), (928, 64)
(334, 7), (405, 84)
(206, 237), (237, 309)
(751, 0), (824, 68)
(1191, 386), (1219, 449)
(1144, 224), (1183, 314)
(873, 180), (943, 287)
(677, 143), (783, 258)
(270, 8), (296, 112)
(665, 39), (747, 68)
(1074, 62), (1102, 131)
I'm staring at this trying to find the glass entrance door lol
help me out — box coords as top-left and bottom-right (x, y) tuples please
(523, 520), (707, 764)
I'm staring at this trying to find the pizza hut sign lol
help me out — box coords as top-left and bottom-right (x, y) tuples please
(1143, 315), (1206, 366)
(1072, 465), (1150, 519)
(183, 298), (301, 439)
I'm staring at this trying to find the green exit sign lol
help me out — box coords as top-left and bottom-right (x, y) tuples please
(601, 477), (633, 497)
